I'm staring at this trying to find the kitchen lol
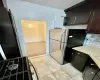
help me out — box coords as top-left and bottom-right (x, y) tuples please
(0, 0), (100, 80)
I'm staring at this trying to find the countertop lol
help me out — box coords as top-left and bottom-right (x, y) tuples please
(73, 46), (100, 68)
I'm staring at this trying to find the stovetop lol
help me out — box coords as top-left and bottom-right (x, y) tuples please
(0, 57), (33, 80)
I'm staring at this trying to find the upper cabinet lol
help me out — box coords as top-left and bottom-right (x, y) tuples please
(87, 11), (100, 34)
(64, 12), (90, 25)
(0, 0), (4, 7)
(64, 0), (100, 34)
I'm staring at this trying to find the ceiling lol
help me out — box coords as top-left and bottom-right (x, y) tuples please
(23, 0), (84, 10)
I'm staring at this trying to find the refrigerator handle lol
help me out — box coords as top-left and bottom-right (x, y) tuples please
(60, 31), (65, 50)
(60, 36), (62, 50)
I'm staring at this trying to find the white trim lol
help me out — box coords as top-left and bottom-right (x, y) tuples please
(0, 45), (7, 60)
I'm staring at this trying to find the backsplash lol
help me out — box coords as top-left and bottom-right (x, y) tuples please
(84, 34), (100, 48)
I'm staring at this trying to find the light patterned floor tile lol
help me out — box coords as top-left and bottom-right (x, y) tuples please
(52, 69), (72, 80)
(29, 55), (83, 80)
(39, 73), (57, 80)
(72, 75), (83, 80)
(61, 63), (82, 76)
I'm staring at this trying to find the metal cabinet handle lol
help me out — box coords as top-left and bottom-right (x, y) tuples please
(91, 63), (95, 66)
(73, 16), (76, 24)
(72, 53), (74, 55)
(78, 53), (80, 55)
(91, 72), (95, 74)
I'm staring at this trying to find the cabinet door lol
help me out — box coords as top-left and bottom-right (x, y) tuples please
(67, 16), (75, 25)
(97, 71), (100, 78)
(83, 66), (99, 80)
(65, 12), (90, 25)
(87, 12), (100, 34)
(74, 12), (90, 25)
(0, 0), (3, 7)
(93, 76), (100, 80)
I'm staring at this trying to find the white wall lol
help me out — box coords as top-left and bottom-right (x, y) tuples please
(6, 0), (65, 56)
(21, 20), (46, 43)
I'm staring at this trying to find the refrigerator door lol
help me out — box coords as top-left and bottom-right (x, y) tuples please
(50, 29), (66, 42)
(50, 30), (68, 64)
(50, 50), (64, 64)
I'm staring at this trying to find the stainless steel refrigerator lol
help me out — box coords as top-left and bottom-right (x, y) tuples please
(49, 29), (86, 65)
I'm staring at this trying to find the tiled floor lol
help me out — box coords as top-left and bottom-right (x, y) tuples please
(29, 55), (83, 80)
(26, 42), (46, 57)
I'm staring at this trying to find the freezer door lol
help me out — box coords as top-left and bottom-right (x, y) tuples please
(49, 29), (65, 41)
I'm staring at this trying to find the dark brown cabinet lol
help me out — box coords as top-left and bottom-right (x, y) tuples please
(0, 0), (3, 7)
(64, 0), (100, 33)
(64, 12), (90, 26)
(87, 11), (100, 34)
(93, 76), (100, 80)
(83, 65), (99, 80)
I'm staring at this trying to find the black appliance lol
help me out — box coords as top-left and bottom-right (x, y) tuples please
(64, 29), (86, 63)
(0, 57), (33, 80)
(0, 7), (21, 59)
(71, 50), (89, 72)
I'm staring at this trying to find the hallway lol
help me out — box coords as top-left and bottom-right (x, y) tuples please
(21, 20), (46, 57)
(26, 42), (46, 57)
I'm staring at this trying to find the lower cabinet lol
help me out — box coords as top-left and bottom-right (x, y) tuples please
(71, 50), (88, 72)
(93, 75), (100, 80)
(83, 65), (99, 80)
(83, 58), (99, 80)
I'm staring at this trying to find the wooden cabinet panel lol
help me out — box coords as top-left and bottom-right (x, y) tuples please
(93, 75), (100, 80)
(64, 12), (90, 26)
(0, 0), (3, 7)
(74, 12), (90, 24)
(87, 11), (100, 34)
(83, 66), (99, 80)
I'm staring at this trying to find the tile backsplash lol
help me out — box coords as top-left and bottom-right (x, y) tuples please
(84, 34), (100, 48)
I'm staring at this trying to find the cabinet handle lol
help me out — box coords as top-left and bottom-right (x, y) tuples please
(73, 16), (76, 24)
(72, 53), (74, 55)
(91, 72), (95, 74)
(91, 63), (95, 66)
(78, 53), (80, 55)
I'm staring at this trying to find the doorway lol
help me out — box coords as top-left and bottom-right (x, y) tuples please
(21, 20), (46, 57)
